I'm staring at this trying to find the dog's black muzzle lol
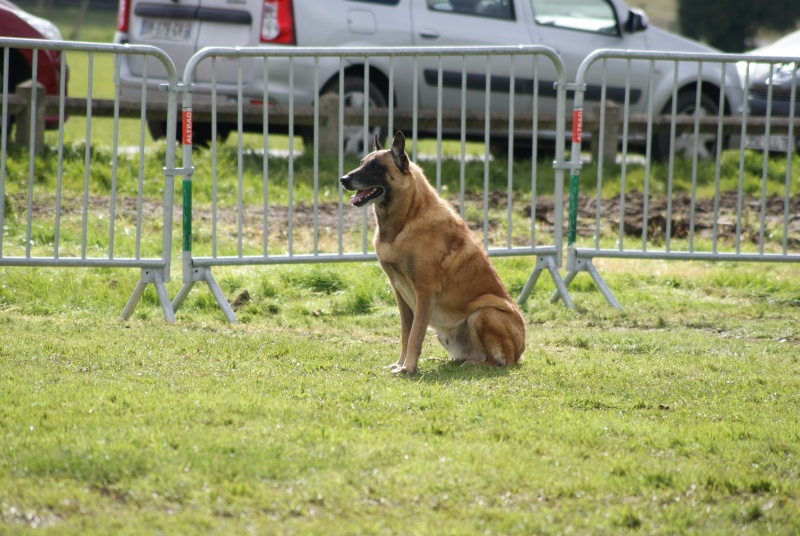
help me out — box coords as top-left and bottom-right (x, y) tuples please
(340, 172), (386, 208)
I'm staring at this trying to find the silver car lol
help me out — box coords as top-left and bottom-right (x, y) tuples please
(114, 0), (743, 155)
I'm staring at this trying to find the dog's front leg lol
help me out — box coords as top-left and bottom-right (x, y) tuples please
(390, 287), (414, 371)
(395, 290), (436, 374)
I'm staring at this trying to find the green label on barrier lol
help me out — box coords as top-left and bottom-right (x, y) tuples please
(568, 173), (579, 246)
(183, 179), (192, 252)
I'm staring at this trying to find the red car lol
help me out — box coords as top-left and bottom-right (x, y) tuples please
(0, 0), (67, 129)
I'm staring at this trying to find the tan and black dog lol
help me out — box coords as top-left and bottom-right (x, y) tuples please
(340, 131), (525, 374)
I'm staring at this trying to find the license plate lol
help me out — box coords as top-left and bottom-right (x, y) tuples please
(744, 134), (793, 152)
(140, 19), (193, 41)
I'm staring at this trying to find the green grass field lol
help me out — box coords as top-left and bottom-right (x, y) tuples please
(1, 255), (799, 534)
(1, 142), (799, 534)
(3, 3), (800, 533)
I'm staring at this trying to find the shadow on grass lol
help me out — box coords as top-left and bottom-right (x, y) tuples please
(403, 357), (514, 383)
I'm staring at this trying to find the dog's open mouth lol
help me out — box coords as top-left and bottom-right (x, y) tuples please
(350, 187), (384, 207)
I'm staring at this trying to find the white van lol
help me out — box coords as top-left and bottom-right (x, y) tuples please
(114, 0), (742, 155)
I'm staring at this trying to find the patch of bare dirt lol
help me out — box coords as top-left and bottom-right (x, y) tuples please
(8, 190), (800, 247)
(531, 191), (800, 245)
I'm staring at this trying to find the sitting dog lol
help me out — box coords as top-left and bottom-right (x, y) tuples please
(340, 131), (525, 374)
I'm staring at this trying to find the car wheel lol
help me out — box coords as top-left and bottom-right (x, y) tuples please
(308, 75), (388, 154)
(653, 89), (721, 161)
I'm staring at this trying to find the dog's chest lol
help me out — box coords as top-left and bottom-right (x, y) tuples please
(378, 256), (417, 306)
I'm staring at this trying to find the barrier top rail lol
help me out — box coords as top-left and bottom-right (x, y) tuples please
(183, 44), (566, 83)
(575, 48), (798, 75)
(0, 37), (177, 66)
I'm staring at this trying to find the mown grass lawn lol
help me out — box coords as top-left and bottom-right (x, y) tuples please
(1, 256), (799, 534)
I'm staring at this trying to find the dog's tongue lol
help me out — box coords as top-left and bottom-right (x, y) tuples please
(350, 189), (371, 206)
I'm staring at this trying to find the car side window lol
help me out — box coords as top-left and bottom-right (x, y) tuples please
(529, 0), (618, 35)
(427, 0), (515, 21)
(349, 0), (401, 4)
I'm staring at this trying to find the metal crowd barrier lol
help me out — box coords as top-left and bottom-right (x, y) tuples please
(562, 49), (799, 308)
(0, 37), (179, 321)
(169, 45), (571, 322)
(8, 39), (797, 320)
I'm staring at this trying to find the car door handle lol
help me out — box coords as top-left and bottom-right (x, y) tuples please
(418, 29), (440, 40)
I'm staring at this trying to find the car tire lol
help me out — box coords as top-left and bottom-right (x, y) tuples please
(653, 89), (722, 161)
(306, 75), (388, 154)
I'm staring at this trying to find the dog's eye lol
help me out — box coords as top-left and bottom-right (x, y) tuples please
(371, 161), (380, 169)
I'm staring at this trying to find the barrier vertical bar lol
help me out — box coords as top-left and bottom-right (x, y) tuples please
(688, 62), (703, 253)
(237, 56), (245, 259)
(0, 47), (8, 256)
(459, 55), (467, 219)
(263, 57), (270, 257)
(530, 57), (539, 247)
(55, 51), (68, 260)
(618, 59), (632, 252)
(482, 55), (491, 248)
(313, 56), (320, 256)
(135, 59), (149, 260)
(758, 64), (775, 254)
(81, 52), (93, 260)
(288, 57), (295, 257)
(211, 58), (219, 258)
(362, 57), (369, 254)
(594, 61), (608, 250)
(665, 65), (679, 253)
(25, 50), (39, 259)
(783, 62), (797, 256)
(109, 54), (122, 260)
(506, 57), (515, 250)
(436, 55), (443, 192)
(642, 60), (655, 252)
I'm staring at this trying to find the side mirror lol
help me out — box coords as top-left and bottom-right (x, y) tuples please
(625, 9), (648, 33)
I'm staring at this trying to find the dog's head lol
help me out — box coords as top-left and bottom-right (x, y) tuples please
(340, 131), (410, 208)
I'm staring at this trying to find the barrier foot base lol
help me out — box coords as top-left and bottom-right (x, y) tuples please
(550, 258), (621, 310)
(517, 255), (574, 309)
(172, 266), (237, 323)
(120, 268), (176, 323)
(585, 259), (621, 309)
(171, 281), (195, 314)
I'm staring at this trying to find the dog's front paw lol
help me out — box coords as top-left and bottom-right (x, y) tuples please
(393, 365), (416, 375)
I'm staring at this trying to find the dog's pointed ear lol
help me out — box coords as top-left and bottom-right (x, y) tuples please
(373, 133), (382, 152)
(390, 131), (409, 174)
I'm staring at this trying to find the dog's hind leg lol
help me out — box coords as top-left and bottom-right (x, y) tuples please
(466, 307), (525, 366)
